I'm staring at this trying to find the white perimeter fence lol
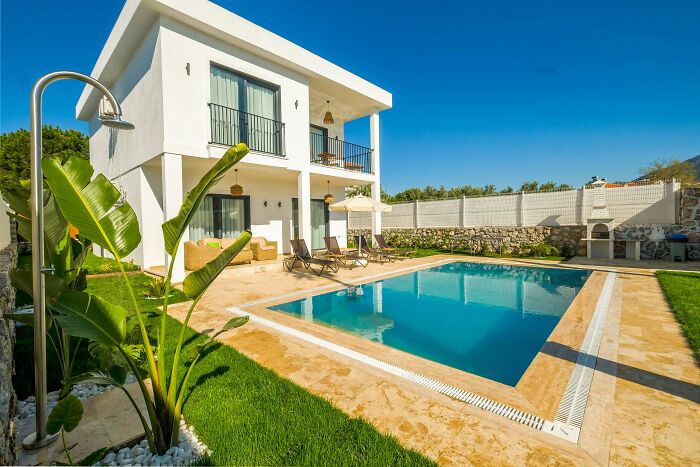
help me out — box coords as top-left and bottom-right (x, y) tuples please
(349, 180), (680, 229)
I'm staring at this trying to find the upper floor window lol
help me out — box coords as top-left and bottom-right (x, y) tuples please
(210, 65), (278, 120)
(209, 65), (284, 155)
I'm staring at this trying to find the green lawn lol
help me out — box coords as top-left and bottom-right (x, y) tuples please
(82, 250), (140, 274)
(16, 250), (139, 274)
(656, 270), (700, 361)
(16, 273), (434, 465)
(12, 274), (186, 399)
(414, 247), (567, 261)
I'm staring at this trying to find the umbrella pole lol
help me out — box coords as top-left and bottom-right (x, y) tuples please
(358, 228), (363, 255)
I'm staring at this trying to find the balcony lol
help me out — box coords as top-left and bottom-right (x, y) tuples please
(209, 103), (285, 156)
(309, 133), (373, 174)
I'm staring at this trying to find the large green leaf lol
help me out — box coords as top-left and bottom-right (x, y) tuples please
(182, 231), (252, 299)
(44, 195), (71, 275)
(46, 395), (83, 435)
(2, 312), (54, 328)
(42, 156), (141, 259)
(185, 316), (248, 362)
(49, 291), (128, 346)
(4, 184), (31, 242)
(10, 268), (68, 299)
(162, 144), (248, 255)
(4, 185), (69, 260)
(66, 366), (128, 388)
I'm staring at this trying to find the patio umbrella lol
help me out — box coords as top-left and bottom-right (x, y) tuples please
(329, 195), (392, 254)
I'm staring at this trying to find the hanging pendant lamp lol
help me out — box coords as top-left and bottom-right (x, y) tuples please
(230, 168), (243, 196)
(323, 100), (334, 125)
(324, 180), (334, 204)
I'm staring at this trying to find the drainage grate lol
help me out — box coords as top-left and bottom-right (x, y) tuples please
(226, 306), (547, 431)
(555, 271), (617, 432)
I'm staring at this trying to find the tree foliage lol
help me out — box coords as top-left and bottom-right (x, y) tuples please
(0, 126), (89, 196)
(640, 159), (698, 185)
(349, 180), (575, 203)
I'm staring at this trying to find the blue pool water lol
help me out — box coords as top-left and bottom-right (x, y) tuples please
(270, 262), (590, 386)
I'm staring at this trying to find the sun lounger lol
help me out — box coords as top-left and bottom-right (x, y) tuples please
(374, 234), (416, 259)
(323, 236), (368, 268)
(285, 239), (339, 276)
(355, 235), (396, 263)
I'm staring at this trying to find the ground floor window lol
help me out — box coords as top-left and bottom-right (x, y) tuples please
(292, 198), (329, 250)
(189, 194), (250, 241)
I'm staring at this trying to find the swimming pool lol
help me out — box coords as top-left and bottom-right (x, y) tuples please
(270, 262), (591, 386)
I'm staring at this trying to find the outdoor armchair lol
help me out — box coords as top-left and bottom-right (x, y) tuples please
(250, 237), (278, 261)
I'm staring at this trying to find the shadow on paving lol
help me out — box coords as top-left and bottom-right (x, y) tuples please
(541, 341), (700, 404)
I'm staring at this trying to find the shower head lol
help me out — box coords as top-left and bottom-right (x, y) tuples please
(99, 113), (135, 130)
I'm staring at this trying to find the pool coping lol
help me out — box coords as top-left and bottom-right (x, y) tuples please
(223, 256), (618, 443)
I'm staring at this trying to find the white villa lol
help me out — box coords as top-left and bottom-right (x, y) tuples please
(76, 0), (391, 280)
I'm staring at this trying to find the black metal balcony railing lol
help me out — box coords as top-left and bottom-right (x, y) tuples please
(309, 133), (373, 174)
(209, 103), (285, 156)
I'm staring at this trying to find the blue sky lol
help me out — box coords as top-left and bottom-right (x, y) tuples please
(2, 1), (699, 193)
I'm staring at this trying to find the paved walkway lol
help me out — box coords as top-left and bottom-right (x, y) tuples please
(168, 255), (700, 465)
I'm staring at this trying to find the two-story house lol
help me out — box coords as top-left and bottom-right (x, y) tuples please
(76, 0), (391, 280)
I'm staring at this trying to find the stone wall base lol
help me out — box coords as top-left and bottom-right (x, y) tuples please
(0, 242), (18, 465)
(349, 224), (700, 260)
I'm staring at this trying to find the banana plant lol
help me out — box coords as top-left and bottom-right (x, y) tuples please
(42, 144), (251, 454)
(4, 183), (93, 389)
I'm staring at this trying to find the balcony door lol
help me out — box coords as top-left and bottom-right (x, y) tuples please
(309, 125), (328, 162)
(210, 65), (281, 154)
(292, 198), (329, 251)
(189, 194), (250, 241)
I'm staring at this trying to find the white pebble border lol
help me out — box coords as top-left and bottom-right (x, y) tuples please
(95, 419), (210, 466)
(14, 373), (137, 421)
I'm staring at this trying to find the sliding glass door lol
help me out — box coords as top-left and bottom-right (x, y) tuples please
(309, 125), (328, 162)
(292, 198), (329, 250)
(310, 200), (328, 250)
(189, 194), (250, 241)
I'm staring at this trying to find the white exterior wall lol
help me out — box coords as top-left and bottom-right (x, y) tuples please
(88, 20), (164, 177)
(182, 162), (348, 254)
(159, 18), (312, 168)
(80, 3), (389, 270)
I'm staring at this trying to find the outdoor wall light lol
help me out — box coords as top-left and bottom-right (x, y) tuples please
(186, 62), (191, 75)
(294, 99), (298, 109)
(25, 71), (134, 450)
(264, 200), (268, 207)
(278, 201), (282, 207)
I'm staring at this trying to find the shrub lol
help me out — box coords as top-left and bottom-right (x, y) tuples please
(521, 242), (559, 257)
(141, 277), (172, 298)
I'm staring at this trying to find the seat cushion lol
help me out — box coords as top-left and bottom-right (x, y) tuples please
(199, 238), (221, 248)
(220, 237), (251, 250)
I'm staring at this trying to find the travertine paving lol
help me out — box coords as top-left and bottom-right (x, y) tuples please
(169, 255), (700, 465)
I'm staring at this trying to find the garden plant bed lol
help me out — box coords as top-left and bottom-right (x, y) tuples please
(15, 273), (433, 465)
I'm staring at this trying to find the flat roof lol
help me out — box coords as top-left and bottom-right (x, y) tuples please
(76, 0), (392, 120)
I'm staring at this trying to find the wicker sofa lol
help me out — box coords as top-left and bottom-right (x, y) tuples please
(250, 237), (278, 261)
(184, 237), (253, 271)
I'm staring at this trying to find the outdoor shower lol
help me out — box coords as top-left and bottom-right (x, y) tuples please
(24, 71), (134, 449)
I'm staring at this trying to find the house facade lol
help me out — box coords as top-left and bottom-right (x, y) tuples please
(76, 0), (391, 280)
